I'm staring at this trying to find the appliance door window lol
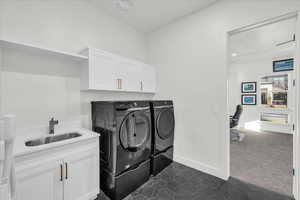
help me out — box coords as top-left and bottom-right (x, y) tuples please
(119, 111), (150, 152)
(156, 109), (175, 140)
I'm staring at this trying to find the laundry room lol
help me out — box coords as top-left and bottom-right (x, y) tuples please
(1, 1), (300, 200)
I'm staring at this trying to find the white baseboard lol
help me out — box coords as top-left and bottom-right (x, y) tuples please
(174, 154), (228, 180)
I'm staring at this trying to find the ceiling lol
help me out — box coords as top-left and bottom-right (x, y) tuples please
(92, 0), (219, 33)
(229, 17), (296, 63)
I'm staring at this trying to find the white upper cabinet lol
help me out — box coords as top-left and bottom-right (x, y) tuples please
(80, 48), (156, 93)
(81, 48), (118, 91)
(141, 64), (156, 93)
(90, 51), (117, 91)
(116, 59), (141, 92)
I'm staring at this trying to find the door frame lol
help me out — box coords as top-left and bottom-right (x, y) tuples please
(225, 11), (299, 199)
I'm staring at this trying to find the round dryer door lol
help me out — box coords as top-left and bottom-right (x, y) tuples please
(156, 109), (175, 140)
(119, 111), (150, 152)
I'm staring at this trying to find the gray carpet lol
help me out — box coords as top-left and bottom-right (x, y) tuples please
(230, 129), (293, 197)
(100, 162), (293, 200)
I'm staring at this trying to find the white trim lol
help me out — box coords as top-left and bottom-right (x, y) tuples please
(229, 12), (298, 36)
(0, 47), (2, 117)
(224, 21), (231, 181)
(174, 154), (227, 180)
(293, 11), (300, 200)
(227, 13), (299, 199)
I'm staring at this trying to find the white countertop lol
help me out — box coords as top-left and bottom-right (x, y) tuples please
(14, 128), (99, 157)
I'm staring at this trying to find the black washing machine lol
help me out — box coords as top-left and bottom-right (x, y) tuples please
(150, 100), (175, 176)
(92, 101), (152, 200)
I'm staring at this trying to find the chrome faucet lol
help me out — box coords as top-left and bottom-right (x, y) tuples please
(49, 118), (59, 134)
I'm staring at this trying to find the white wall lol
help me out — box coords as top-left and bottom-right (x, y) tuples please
(148, 1), (300, 179)
(0, 1), (153, 132)
(229, 60), (271, 123)
(0, 1), (147, 62)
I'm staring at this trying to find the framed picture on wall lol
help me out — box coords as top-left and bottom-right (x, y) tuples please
(273, 58), (294, 72)
(241, 94), (256, 105)
(241, 82), (256, 93)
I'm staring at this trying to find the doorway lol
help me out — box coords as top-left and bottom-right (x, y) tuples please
(227, 13), (299, 199)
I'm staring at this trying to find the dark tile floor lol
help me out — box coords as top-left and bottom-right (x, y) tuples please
(100, 162), (293, 200)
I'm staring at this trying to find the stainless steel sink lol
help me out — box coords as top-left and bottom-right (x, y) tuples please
(25, 132), (82, 147)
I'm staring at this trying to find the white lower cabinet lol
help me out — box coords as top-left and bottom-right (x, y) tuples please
(17, 158), (64, 200)
(64, 149), (99, 200)
(15, 139), (99, 200)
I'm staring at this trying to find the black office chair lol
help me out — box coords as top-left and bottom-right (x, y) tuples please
(230, 105), (244, 141)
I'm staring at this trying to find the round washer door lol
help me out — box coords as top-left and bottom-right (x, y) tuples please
(119, 111), (150, 152)
(156, 109), (175, 140)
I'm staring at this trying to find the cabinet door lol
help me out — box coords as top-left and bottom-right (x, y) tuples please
(63, 148), (99, 200)
(141, 64), (156, 93)
(90, 50), (117, 90)
(16, 158), (63, 200)
(116, 60), (141, 92)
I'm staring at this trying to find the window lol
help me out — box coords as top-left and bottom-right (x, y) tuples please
(260, 74), (288, 108)
(260, 113), (288, 124)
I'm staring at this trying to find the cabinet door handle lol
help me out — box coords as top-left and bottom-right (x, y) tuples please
(60, 164), (63, 181)
(65, 163), (68, 180)
(140, 81), (143, 91)
(117, 79), (122, 89)
(120, 79), (122, 89)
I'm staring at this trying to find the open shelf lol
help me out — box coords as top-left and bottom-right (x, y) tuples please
(0, 39), (88, 62)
